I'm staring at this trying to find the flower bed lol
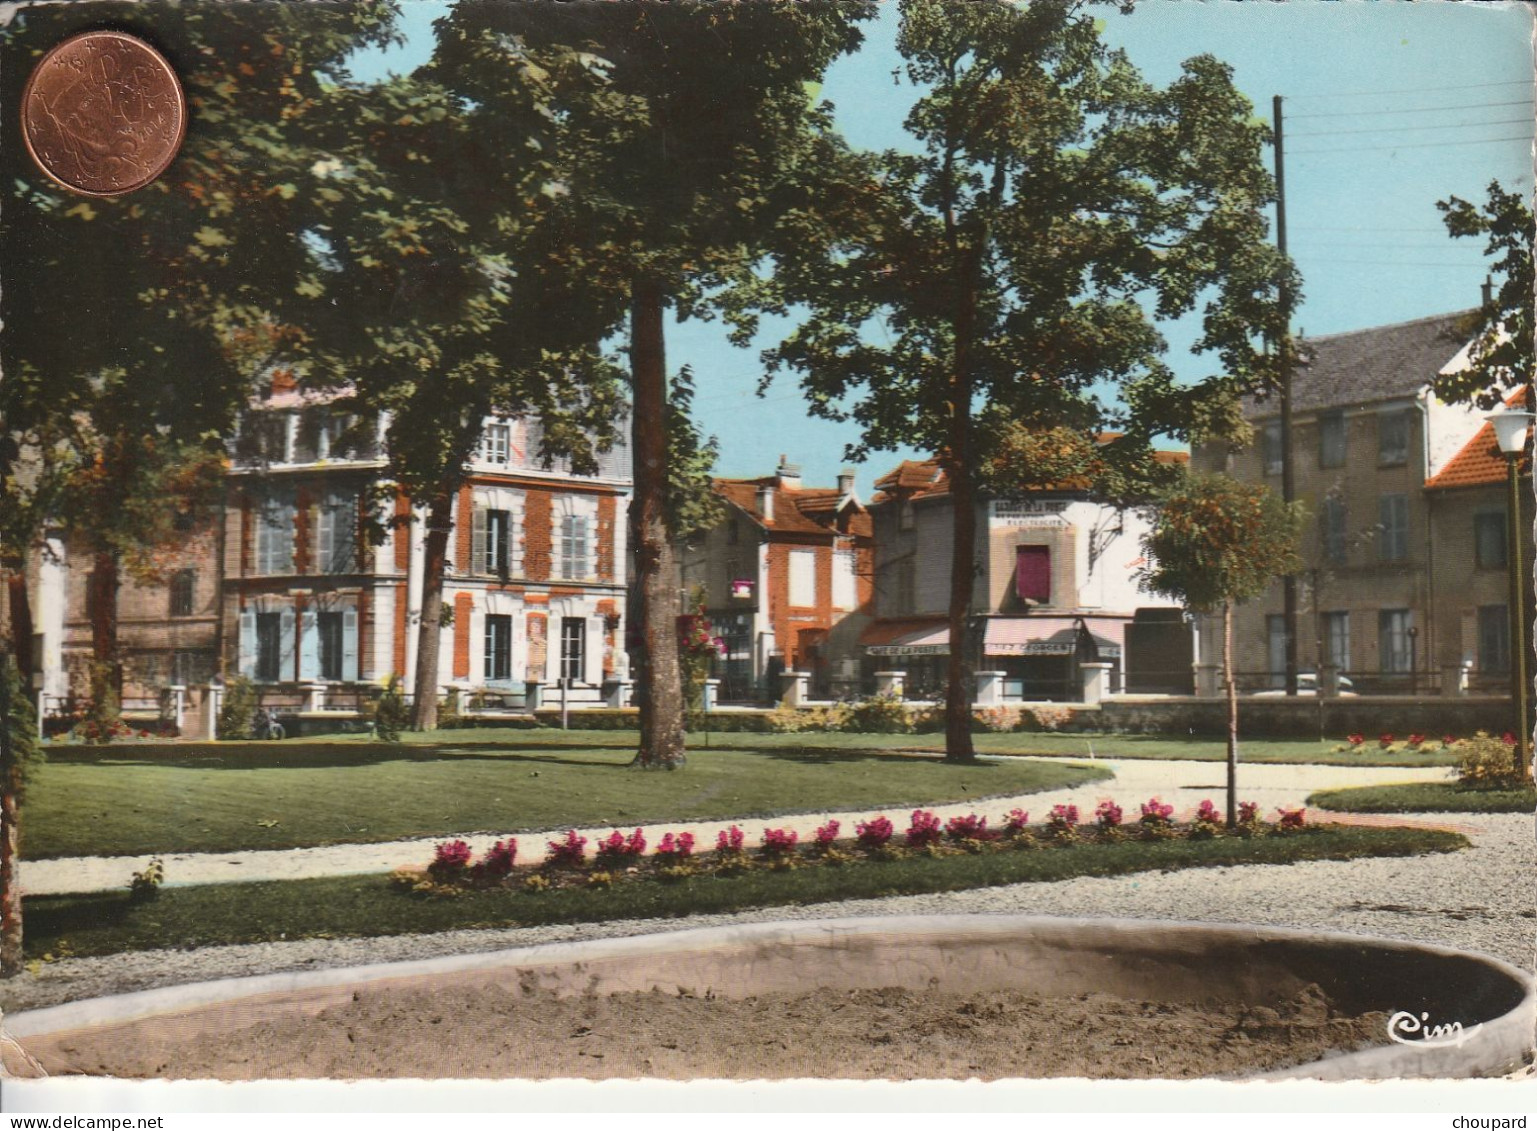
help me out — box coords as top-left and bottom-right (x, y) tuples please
(394, 800), (1312, 899)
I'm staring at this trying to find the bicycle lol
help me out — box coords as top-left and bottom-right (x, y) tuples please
(253, 706), (286, 741)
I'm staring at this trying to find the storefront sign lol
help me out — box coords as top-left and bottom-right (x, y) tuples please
(992, 499), (1069, 527)
(730, 578), (754, 600)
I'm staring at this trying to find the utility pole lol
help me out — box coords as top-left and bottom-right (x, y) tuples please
(1274, 94), (1299, 697)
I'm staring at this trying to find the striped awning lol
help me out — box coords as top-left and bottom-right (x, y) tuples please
(983, 617), (1123, 659)
(860, 618), (951, 657)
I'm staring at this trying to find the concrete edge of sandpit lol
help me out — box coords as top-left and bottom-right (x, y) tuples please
(8, 915), (1534, 1082)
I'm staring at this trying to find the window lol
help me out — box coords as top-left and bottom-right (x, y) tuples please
(1321, 498), (1347, 565)
(789, 549), (817, 607)
(1377, 494), (1409, 562)
(1266, 614), (1286, 688)
(484, 614), (513, 682)
(1015, 545), (1051, 603)
(1378, 608), (1413, 674)
(560, 617), (586, 683)
(833, 549), (857, 611)
(169, 569), (195, 617)
(480, 422), (511, 465)
(1377, 409), (1410, 467)
(256, 612), (284, 682)
(254, 491), (296, 574)
(1322, 611), (1350, 672)
(1318, 411), (1346, 469)
(1474, 511), (1507, 569)
(1479, 605), (1511, 673)
(474, 508), (512, 577)
(318, 611), (345, 681)
(899, 500), (916, 531)
(558, 513), (591, 580)
(316, 490), (357, 573)
(171, 650), (207, 687)
(890, 558), (916, 616)
(1261, 421), (1284, 476)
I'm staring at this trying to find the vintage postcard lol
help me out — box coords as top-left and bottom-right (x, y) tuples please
(0, 0), (1532, 1117)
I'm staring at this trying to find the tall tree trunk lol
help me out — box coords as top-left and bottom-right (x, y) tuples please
(0, 662), (21, 977)
(5, 569), (34, 685)
(630, 274), (686, 769)
(410, 491), (453, 732)
(1224, 600), (1238, 827)
(89, 550), (120, 698)
(943, 257), (981, 764)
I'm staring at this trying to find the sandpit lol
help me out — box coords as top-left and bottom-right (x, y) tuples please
(10, 916), (1533, 1081)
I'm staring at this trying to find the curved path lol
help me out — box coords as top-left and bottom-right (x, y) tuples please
(19, 757), (1456, 896)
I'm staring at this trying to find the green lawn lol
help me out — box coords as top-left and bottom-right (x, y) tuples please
(1307, 781), (1536, 814)
(397, 727), (1461, 767)
(23, 741), (1107, 860)
(16, 825), (1465, 962)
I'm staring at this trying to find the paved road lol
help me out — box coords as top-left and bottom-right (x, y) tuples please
(18, 757), (1457, 896)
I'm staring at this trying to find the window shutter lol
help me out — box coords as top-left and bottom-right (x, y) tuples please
(585, 616), (602, 684)
(1015, 546), (1051, 603)
(238, 607), (256, 679)
(472, 508), (488, 576)
(299, 606), (318, 681)
(316, 501), (334, 573)
(279, 606), (297, 682)
(343, 605), (359, 682)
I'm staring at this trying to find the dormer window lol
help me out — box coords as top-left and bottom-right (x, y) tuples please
(899, 499), (916, 531)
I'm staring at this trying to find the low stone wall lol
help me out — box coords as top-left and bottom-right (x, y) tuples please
(1088, 695), (1515, 739)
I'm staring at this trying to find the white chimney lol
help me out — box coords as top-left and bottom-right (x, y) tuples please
(836, 469), (855, 500)
(776, 454), (802, 489)
(757, 484), (775, 522)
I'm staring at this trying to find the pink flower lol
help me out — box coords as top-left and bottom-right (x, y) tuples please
(905, 809), (943, 847)
(1276, 807), (1306, 830)
(855, 815), (894, 849)
(429, 839), (473, 878)
(760, 827), (799, 856)
(1093, 800), (1123, 828)
(813, 820), (841, 847)
(1138, 798), (1174, 823)
(1238, 801), (1261, 824)
(1195, 799), (1221, 824)
(1003, 808), (1030, 833)
(656, 831), (696, 860)
(1047, 804), (1080, 828)
(546, 829), (587, 866)
(944, 813), (992, 842)
(716, 825), (746, 854)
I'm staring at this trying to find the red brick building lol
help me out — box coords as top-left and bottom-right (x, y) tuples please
(676, 458), (874, 700)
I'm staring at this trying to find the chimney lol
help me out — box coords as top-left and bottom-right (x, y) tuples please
(837, 469), (856, 499)
(757, 483), (775, 522)
(776, 454), (802, 489)
(1482, 275), (1493, 307)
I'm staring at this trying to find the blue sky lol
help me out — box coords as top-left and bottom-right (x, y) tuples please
(355, 1), (1535, 495)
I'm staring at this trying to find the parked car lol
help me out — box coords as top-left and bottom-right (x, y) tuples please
(1252, 672), (1356, 697)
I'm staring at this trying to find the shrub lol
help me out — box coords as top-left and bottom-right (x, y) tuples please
(759, 826), (799, 863)
(1188, 799), (1224, 840)
(217, 675), (259, 740)
(812, 820), (840, 851)
(1346, 733), (1365, 748)
(1234, 800), (1265, 838)
(1139, 797), (1175, 839)
(1455, 733), (1528, 789)
(1094, 800), (1123, 828)
(128, 857), (164, 902)
(1378, 733), (1395, 749)
(1002, 808), (1030, 835)
(428, 839), (473, 881)
(1405, 733), (1426, 749)
(972, 707), (1020, 733)
(1275, 806), (1307, 833)
(1045, 803), (1079, 843)
(1441, 734), (1458, 749)
(595, 828), (647, 866)
(905, 808), (943, 848)
(374, 674), (411, 742)
(471, 838), (518, 881)
(654, 831), (696, 863)
(944, 813), (994, 843)
(855, 815), (894, 850)
(546, 829), (588, 868)
(716, 825), (746, 855)
(1021, 705), (1074, 732)
(845, 694), (913, 735)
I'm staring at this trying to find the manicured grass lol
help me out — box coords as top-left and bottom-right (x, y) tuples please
(1307, 781), (1536, 814)
(17, 825), (1466, 961)
(21, 743), (1107, 860)
(388, 727), (1463, 767)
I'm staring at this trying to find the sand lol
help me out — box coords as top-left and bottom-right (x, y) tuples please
(41, 981), (1390, 1081)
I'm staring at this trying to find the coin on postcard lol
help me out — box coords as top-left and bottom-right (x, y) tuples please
(21, 30), (186, 196)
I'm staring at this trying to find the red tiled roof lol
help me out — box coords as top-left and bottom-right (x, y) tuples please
(872, 444), (1189, 503)
(1425, 387), (1533, 490)
(715, 476), (872, 538)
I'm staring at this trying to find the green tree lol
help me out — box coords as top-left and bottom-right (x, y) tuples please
(431, 1), (872, 767)
(0, 2), (399, 692)
(292, 73), (627, 731)
(0, 655), (44, 976)
(1435, 181), (1534, 409)
(765, 0), (1291, 763)
(1139, 472), (1303, 825)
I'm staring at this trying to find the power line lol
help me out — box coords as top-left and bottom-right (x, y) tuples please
(1287, 116), (1533, 140)
(1289, 132), (1532, 157)
(1285, 79), (1532, 102)
(1284, 98), (1532, 121)
(1303, 258), (1490, 268)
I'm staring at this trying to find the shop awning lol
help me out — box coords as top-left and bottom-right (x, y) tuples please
(860, 617), (951, 657)
(983, 617), (1123, 659)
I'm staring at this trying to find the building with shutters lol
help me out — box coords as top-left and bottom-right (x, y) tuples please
(1189, 310), (1533, 695)
(221, 384), (633, 716)
(861, 450), (1189, 701)
(675, 458), (874, 701)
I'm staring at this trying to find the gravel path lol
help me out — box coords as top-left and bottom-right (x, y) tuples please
(18, 756), (1457, 895)
(3, 760), (1529, 1016)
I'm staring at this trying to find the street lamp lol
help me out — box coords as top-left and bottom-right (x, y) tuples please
(1489, 407), (1535, 779)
